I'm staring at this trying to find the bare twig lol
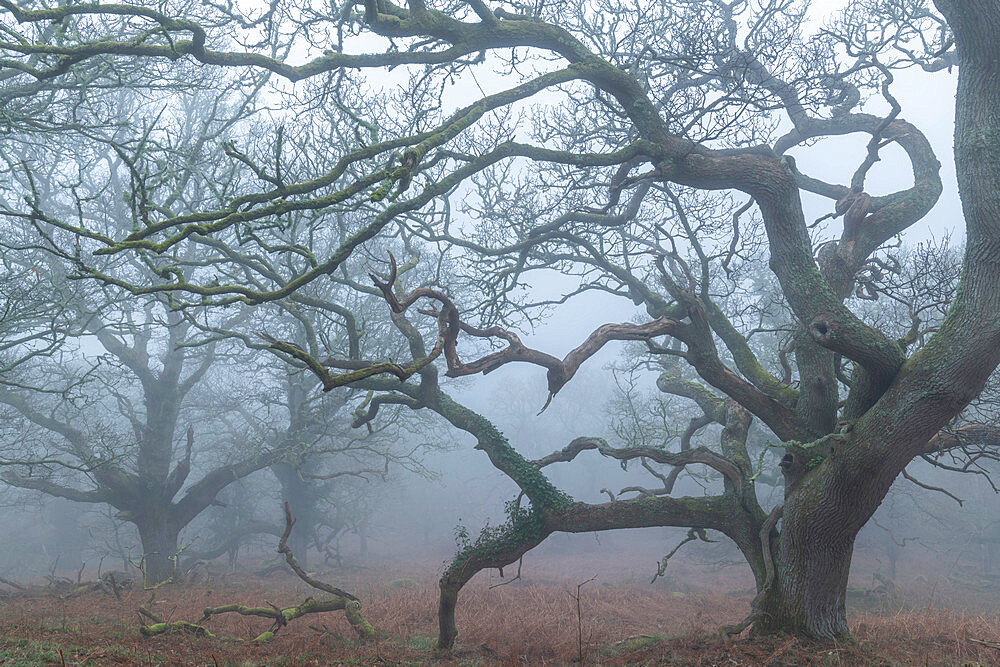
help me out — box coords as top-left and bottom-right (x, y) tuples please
(488, 555), (524, 589)
(901, 468), (964, 506)
(651, 528), (716, 584)
(569, 575), (598, 663)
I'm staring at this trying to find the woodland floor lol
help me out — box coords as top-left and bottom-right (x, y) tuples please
(1, 551), (999, 666)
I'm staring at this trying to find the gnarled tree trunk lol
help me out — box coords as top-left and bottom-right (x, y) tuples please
(137, 519), (181, 586)
(754, 521), (854, 638)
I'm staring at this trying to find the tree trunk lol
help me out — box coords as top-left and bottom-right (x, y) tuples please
(273, 462), (315, 568)
(752, 459), (876, 640)
(887, 540), (899, 582)
(358, 524), (369, 559)
(437, 578), (461, 651)
(435, 524), (553, 650)
(137, 521), (180, 586)
(754, 529), (854, 639)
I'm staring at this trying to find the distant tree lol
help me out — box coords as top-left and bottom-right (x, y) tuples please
(0, 303), (294, 585)
(241, 368), (429, 569)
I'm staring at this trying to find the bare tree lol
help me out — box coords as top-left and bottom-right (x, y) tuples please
(1, 0), (998, 644)
(0, 303), (295, 584)
(230, 366), (431, 569)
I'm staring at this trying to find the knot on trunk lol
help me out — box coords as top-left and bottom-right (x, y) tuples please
(808, 317), (836, 344)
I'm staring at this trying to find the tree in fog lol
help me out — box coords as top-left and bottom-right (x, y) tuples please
(0, 301), (285, 584)
(0, 82), (285, 584)
(3, 0), (1000, 643)
(0, 221), (88, 397)
(231, 366), (432, 568)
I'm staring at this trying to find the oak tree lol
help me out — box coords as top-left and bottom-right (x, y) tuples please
(2, 0), (998, 642)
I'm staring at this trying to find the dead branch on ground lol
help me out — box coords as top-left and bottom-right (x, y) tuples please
(138, 502), (374, 643)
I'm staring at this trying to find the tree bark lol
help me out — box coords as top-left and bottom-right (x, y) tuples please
(437, 579), (461, 652)
(137, 520), (180, 586)
(754, 526), (853, 638)
(752, 429), (899, 639)
(749, 1), (1000, 641)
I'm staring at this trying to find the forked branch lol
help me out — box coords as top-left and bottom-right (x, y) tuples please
(367, 252), (685, 403)
(139, 502), (373, 642)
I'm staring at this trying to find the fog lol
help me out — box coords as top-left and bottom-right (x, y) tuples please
(0, 0), (998, 663)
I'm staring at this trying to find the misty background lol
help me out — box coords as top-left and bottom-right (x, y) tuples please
(0, 0), (993, 626)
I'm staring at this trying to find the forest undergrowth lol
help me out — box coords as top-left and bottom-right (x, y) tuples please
(0, 553), (997, 666)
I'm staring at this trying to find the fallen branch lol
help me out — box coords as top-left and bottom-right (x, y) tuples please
(138, 620), (215, 638)
(196, 597), (359, 644)
(138, 502), (374, 643)
(0, 576), (26, 591)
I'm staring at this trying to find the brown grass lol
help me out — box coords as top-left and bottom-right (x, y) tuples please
(0, 557), (998, 665)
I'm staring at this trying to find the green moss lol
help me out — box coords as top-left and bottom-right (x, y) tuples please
(345, 602), (375, 639)
(437, 392), (573, 510)
(449, 504), (548, 571)
(368, 180), (393, 202)
(409, 634), (437, 651)
(253, 631), (275, 644)
(139, 620), (215, 639)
